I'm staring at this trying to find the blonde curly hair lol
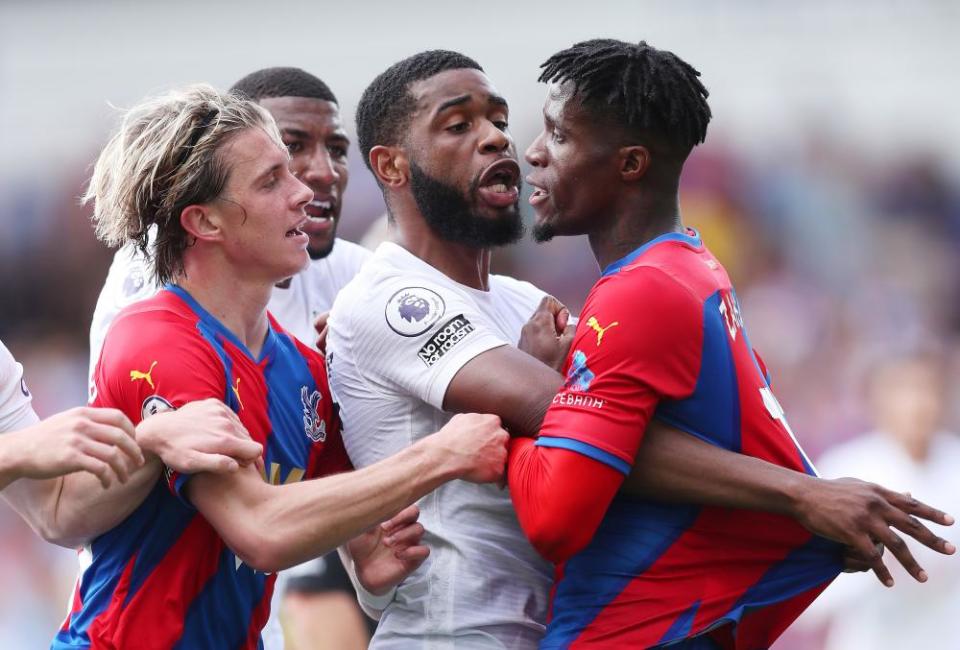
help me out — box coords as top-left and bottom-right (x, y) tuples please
(85, 83), (283, 284)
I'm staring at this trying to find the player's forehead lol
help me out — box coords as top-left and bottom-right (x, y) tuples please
(222, 127), (288, 181)
(410, 69), (508, 119)
(258, 96), (346, 138)
(542, 80), (580, 125)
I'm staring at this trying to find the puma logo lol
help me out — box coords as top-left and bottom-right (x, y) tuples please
(130, 361), (158, 389)
(586, 316), (619, 346)
(232, 377), (244, 411)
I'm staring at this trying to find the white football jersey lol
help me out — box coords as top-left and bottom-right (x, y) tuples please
(327, 242), (553, 649)
(86, 237), (369, 650)
(0, 339), (40, 433)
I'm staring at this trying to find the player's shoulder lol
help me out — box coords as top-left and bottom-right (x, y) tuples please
(332, 242), (461, 327)
(326, 237), (372, 270)
(103, 290), (216, 365)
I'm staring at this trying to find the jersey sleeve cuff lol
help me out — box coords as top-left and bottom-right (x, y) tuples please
(164, 467), (196, 509)
(425, 336), (508, 409)
(534, 436), (632, 475)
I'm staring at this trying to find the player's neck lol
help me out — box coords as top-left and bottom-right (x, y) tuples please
(589, 191), (683, 271)
(177, 260), (272, 358)
(393, 218), (491, 291)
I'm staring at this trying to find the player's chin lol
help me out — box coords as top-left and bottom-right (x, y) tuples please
(307, 232), (337, 260)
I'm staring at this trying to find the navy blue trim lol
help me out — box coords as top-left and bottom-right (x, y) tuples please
(165, 284), (273, 363)
(535, 436), (632, 475)
(601, 228), (702, 277)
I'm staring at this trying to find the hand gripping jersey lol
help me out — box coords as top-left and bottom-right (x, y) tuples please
(55, 286), (349, 650)
(526, 230), (843, 649)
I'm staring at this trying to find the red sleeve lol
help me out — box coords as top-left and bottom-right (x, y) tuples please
(536, 267), (703, 475)
(291, 338), (353, 477)
(508, 438), (623, 564)
(93, 308), (226, 499)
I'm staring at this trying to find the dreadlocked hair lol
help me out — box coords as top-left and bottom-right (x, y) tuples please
(539, 39), (711, 152)
(356, 50), (482, 171)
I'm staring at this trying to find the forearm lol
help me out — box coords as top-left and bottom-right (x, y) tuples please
(508, 438), (622, 564)
(623, 421), (811, 517)
(2, 457), (162, 547)
(0, 436), (25, 491)
(197, 439), (460, 573)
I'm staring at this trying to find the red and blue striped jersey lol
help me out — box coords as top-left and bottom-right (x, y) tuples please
(535, 230), (844, 649)
(54, 285), (350, 649)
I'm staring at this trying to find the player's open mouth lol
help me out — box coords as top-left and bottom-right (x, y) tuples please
(304, 198), (337, 233)
(477, 159), (521, 208)
(285, 218), (309, 245)
(526, 176), (550, 207)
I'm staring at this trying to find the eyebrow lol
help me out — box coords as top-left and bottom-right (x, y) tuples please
(281, 127), (351, 143)
(434, 93), (509, 118)
(253, 162), (285, 184)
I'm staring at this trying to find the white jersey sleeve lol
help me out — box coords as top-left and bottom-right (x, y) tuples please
(334, 279), (508, 410)
(88, 244), (159, 387)
(0, 339), (40, 433)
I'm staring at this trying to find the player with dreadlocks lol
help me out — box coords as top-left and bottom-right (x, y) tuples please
(508, 39), (956, 648)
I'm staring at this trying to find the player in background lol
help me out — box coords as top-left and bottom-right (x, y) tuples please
(55, 84), (508, 649)
(87, 67), (373, 649)
(330, 49), (954, 649)
(508, 39), (957, 648)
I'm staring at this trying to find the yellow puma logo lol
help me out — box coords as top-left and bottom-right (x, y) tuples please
(130, 361), (158, 389)
(232, 377), (244, 411)
(586, 316), (619, 346)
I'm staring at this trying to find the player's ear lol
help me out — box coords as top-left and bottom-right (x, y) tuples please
(619, 145), (650, 183)
(370, 145), (408, 188)
(180, 203), (223, 242)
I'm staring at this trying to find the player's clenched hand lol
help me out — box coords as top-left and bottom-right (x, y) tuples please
(796, 477), (955, 586)
(3, 407), (144, 489)
(313, 311), (330, 354)
(430, 413), (509, 483)
(347, 504), (429, 595)
(136, 399), (263, 475)
(519, 295), (575, 371)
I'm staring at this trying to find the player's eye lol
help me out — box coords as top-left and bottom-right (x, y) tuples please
(285, 141), (303, 155)
(446, 122), (470, 134)
(328, 145), (348, 159)
(493, 120), (509, 131)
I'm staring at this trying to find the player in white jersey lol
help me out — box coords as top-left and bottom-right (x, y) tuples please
(330, 244), (554, 647)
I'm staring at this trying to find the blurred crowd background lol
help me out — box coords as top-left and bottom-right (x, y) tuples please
(1, 1), (958, 647)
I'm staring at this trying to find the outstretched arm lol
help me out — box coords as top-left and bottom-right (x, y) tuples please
(3, 400), (262, 547)
(188, 413), (508, 574)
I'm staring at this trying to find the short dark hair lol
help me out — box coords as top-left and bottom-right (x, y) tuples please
(539, 39), (711, 153)
(230, 67), (337, 105)
(356, 50), (483, 170)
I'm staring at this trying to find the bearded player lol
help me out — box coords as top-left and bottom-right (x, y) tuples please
(508, 39), (956, 648)
(331, 49), (954, 649)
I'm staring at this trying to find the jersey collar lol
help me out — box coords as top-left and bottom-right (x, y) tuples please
(601, 228), (702, 277)
(164, 284), (277, 363)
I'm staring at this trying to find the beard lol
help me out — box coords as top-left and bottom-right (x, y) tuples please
(409, 160), (524, 247)
(307, 235), (336, 260)
(532, 220), (556, 243)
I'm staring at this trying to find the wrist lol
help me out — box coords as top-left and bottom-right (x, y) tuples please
(782, 471), (818, 521)
(414, 436), (462, 484)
